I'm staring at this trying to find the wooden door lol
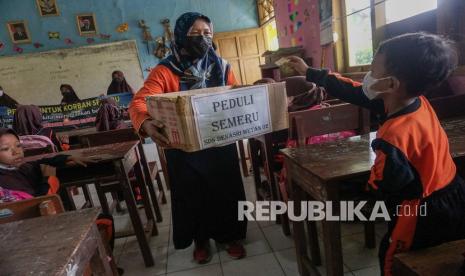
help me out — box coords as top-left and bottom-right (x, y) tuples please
(214, 28), (266, 85)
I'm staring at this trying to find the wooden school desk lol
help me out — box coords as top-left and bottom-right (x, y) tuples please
(56, 126), (98, 145)
(58, 126), (168, 210)
(0, 208), (112, 276)
(55, 121), (132, 146)
(281, 116), (465, 276)
(392, 239), (465, 276)
(24, 141), (158, 267)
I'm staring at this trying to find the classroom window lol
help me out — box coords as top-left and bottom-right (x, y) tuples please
(257, 0), (275, 26)
(263, 19), (279, 51)
(385, 0), (437, 24)
(340, 0), (439, 70)
(344, 0), (374, 67)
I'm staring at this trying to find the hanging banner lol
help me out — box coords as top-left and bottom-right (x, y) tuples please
(0, 92), (132, 129)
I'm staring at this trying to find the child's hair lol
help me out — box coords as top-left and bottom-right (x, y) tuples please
(0, 128), (19, 140)
(376, 32), (458, 96)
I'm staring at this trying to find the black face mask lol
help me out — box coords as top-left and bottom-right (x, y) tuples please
(185, 35), (212, 58)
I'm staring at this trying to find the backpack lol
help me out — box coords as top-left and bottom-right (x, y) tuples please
(19, 135), (57, 153)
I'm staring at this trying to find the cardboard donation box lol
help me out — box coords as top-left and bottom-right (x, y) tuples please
(146, 83), (288, 152)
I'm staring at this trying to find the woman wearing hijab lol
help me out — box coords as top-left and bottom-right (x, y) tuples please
(129, 12), (247, 263)
(95, 97), (124, 131)
(107, 71), (135, 95)
(60, 84), (81, 105)
(0, 86), (19, 109)
(12, 105), (67, 151)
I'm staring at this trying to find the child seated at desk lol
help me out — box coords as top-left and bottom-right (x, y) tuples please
(95, 97), (125, 131)
(287, 32), (465, 275)
(0, 128), (89, 200)
(0, 128), (120, 273)
(13, 105), (69, 151)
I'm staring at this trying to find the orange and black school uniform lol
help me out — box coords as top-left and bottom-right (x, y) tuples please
(0, 154), (67, 197)
(306, 68), (465, 276)
(130, 52), (247, 249)
(0, 145), (115, 252)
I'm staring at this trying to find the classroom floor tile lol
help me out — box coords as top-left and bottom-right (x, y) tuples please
(218, 226), (271, 262)
(222, 253), (285, 276)
(166, 264), (223, 276)
(113, 237), (127, 262)
(118, 245), (168, 276)
(72, 155), (386, 276)
(274, 248), (299, 276)
(166, 241), (221, 274)
(351, 265), (381, 276)
(124, 225), (171, 253)
(342, 234), (380, 271)
(256, 219), (276, 229)
(340, 222), (364, 237)
(262, 224), (295, 252)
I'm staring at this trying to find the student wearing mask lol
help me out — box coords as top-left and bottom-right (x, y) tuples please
(0, 127), (122, 273)
(60, 84), (81, 105)
(0, 86), (19, 109)
(287, 32), (465, 276)
(107, 70), (135, 95)
(129, 12), (247, 264)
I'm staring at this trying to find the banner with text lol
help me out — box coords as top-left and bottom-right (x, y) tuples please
(192, 86), (272, 148)
(0, 92), (132, 129)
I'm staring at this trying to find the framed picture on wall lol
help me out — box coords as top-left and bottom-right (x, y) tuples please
(36, 0), (60, 16)
(76, 13), (98, 36)
(6, 20), (32, 44)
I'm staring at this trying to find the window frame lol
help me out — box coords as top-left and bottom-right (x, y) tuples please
(257, 0), (275, 27)
(340, 0), (374, 73)
(339, 0), (444, 73)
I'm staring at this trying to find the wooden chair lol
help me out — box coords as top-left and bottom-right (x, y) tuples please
(0, 195), (65, 224)
(78, 128), (166, 221)
(393, 239), (465, 275)
(80, 128), (167, 203)
(0, 195), (119, 275)
(289, 102), (370, 146)
(22, 145), (94, 209)
(249, 100), (373, 237)
(430, 93), (465, 120)
(287, 102), (375, 264)
(156, 144), (170, 190)
(430, 93), (465, 192)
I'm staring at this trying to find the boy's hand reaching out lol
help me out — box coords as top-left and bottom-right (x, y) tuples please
(286, 56), (310, 76)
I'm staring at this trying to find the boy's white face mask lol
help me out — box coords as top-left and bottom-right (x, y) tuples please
(362, 71), (395, 100)
(0, 90), (3, 97)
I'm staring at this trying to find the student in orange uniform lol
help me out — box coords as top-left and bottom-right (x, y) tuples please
(129, 12), (246, 263)
(0, 128), (88, 202)
(0, 127), (121, 274)
(287, 33), (465, 275)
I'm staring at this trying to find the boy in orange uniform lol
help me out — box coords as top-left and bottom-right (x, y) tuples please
(288, 33), (465, 275)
